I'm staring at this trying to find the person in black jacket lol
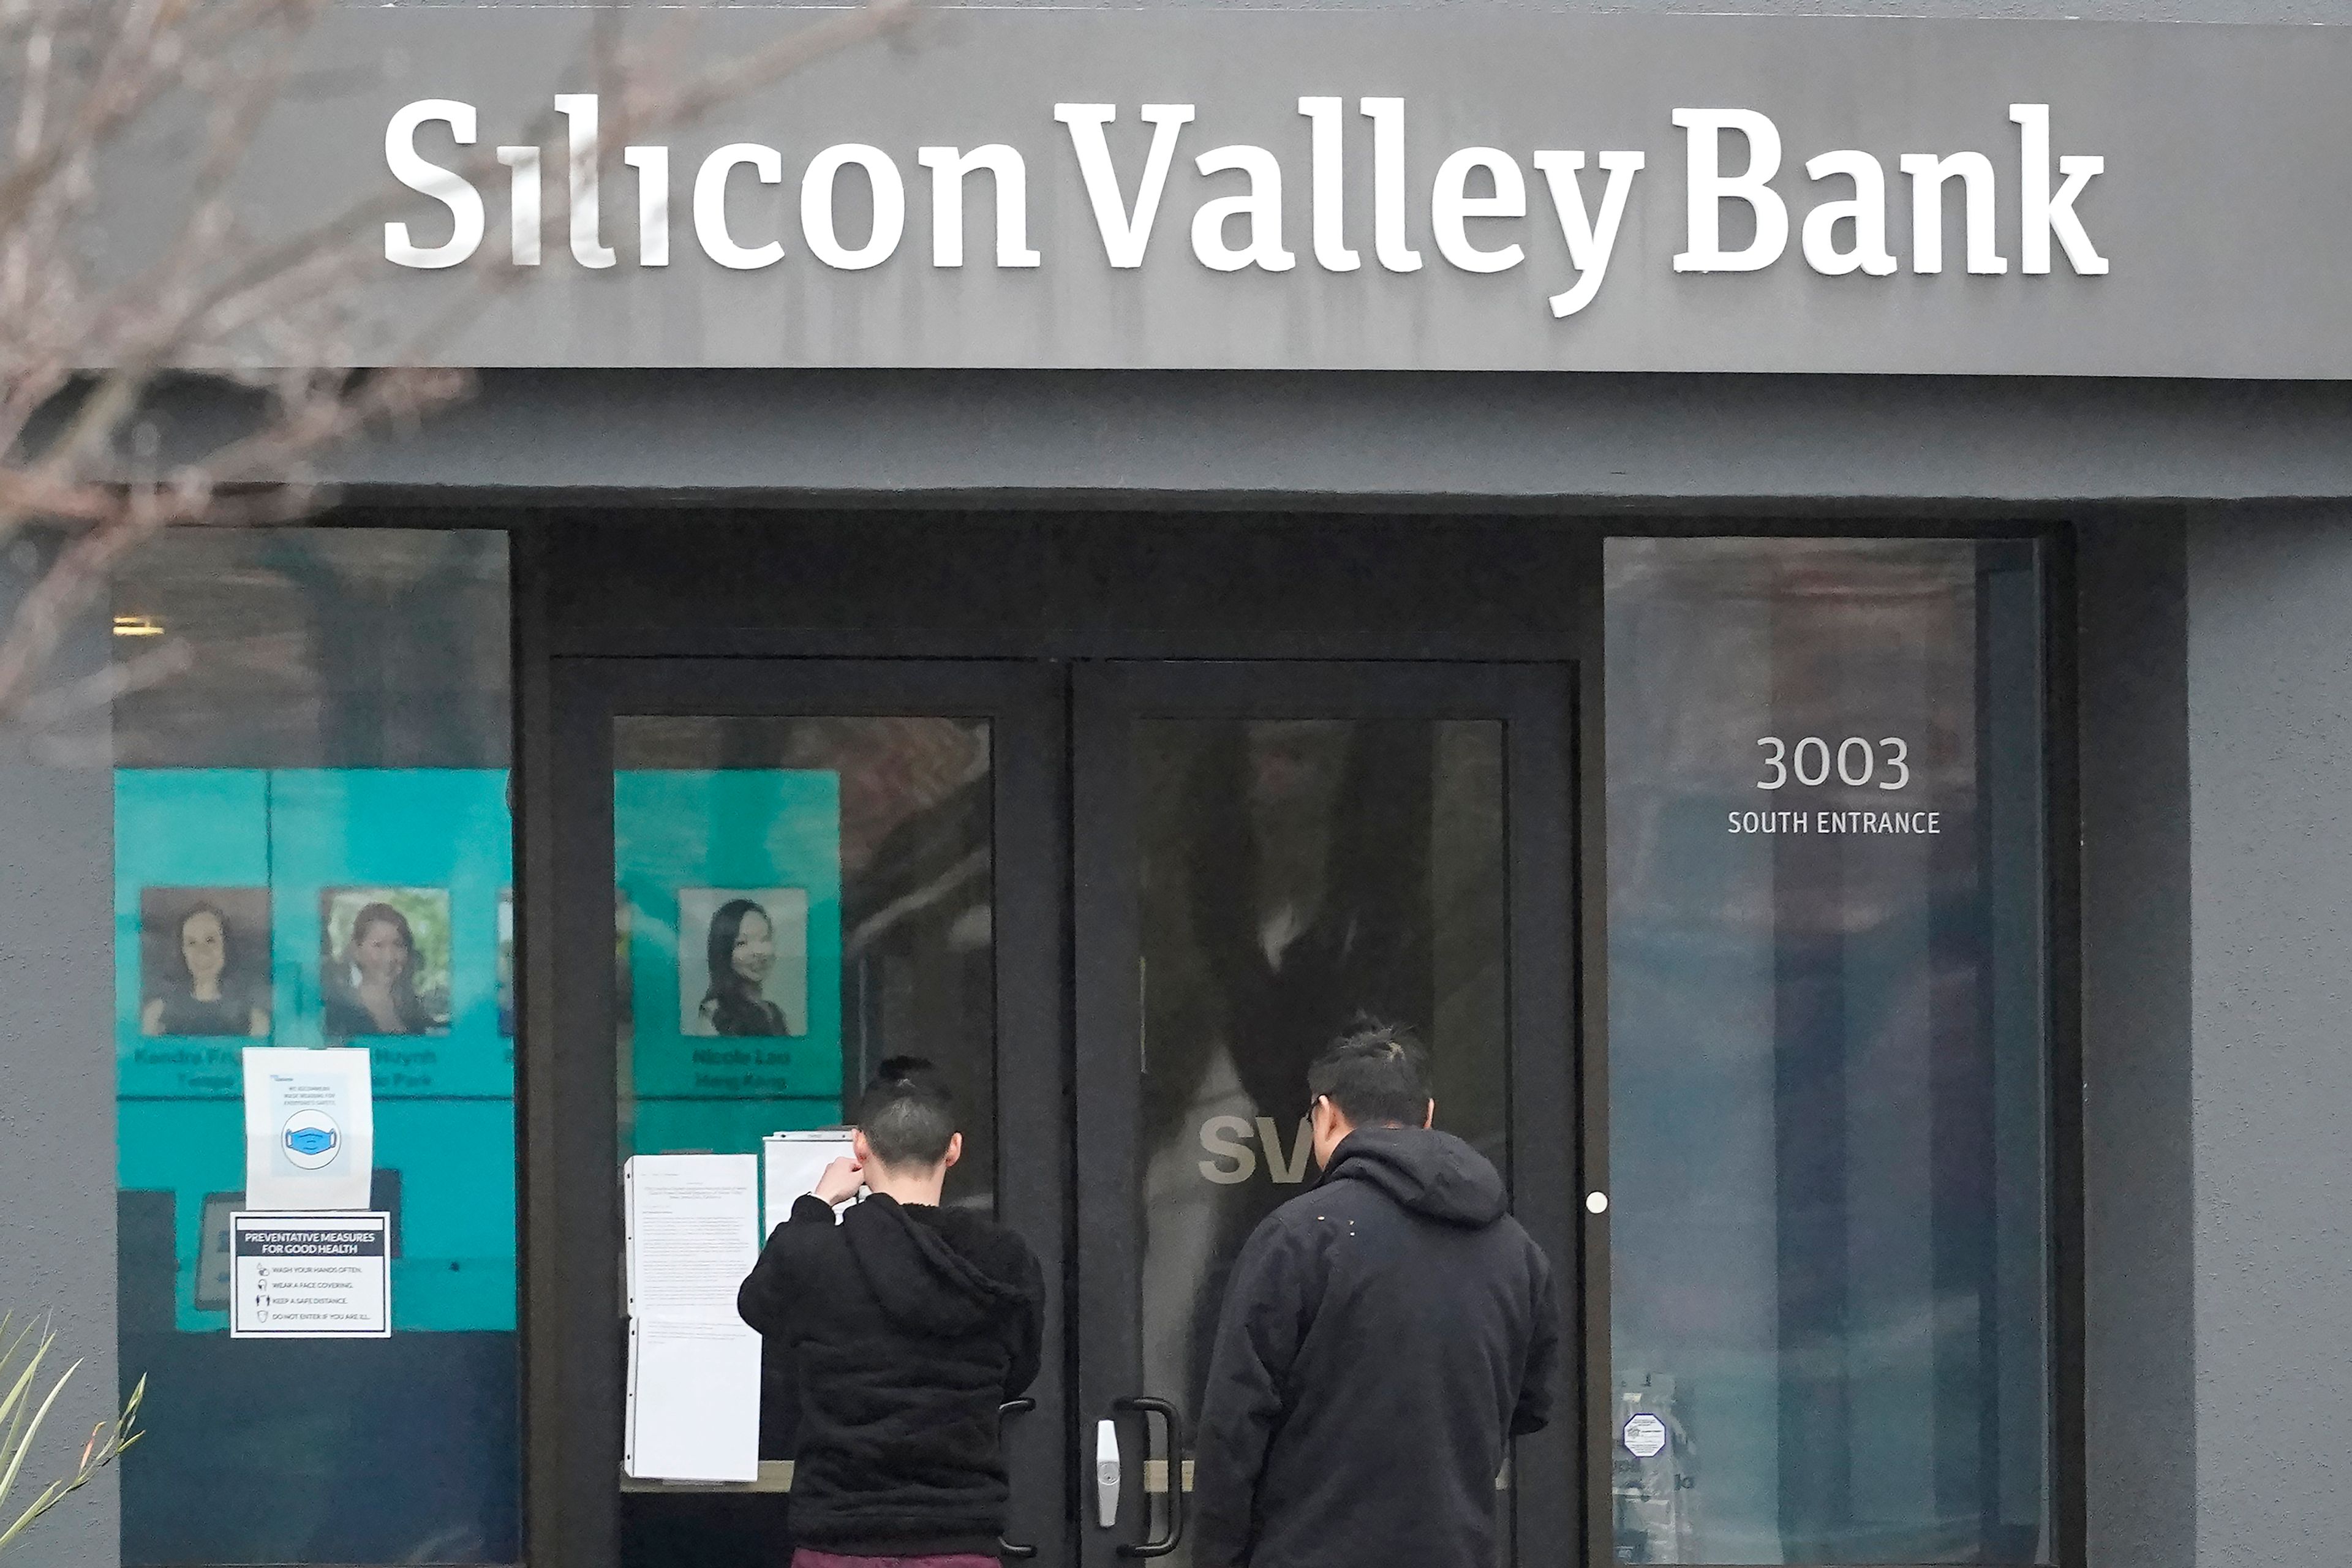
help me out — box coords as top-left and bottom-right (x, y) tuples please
(1192, 1022), (1560, 1568)
(737, 1057), (1045, 1567)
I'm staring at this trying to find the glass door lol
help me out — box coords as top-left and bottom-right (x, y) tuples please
(538, 656), (1583, 1568)
(540, 660), (1069, 1568)
(1069, 662), (1579, 1568)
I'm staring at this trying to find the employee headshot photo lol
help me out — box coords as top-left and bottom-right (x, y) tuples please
(679, 888), (809, 1038)
(320, 888), (452, 1038)
(138, 888), (271, 1038)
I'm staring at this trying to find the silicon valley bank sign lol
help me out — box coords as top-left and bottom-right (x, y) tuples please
(278, 9), (2352, 374)
(386, 96), (2111, 319)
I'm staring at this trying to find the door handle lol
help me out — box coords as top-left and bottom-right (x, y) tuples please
(998, 1398), (1038, 1559)
(1112, 1395), (1186, 1559)
(1095, 1417), (1121, 1528)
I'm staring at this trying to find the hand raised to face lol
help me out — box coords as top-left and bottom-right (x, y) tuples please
(813, 1154), (865, 1207)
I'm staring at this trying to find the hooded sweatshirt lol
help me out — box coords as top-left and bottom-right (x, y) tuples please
(1191, 1126), (1561, 1568)
(737, 1191), (1045, 1559)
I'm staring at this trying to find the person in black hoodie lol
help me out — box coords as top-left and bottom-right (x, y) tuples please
(1192, 1022), (1560, 1568)
(737, 1058), (1045, 1568)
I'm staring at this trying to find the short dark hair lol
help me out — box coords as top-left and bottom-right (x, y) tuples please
(854, 1055), (959, 1169)
(1306, 1020), (1432, 1128)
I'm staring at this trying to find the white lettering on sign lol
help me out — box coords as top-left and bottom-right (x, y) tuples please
(1532, 151), (1645, 318)
(695, 144), (785, 270)
(1726, 808), (1942, 835)
(1673, 108), (1787, 273)
(918, 145), (1041, 268)
(383, 95), (2111, 311)
(1757, 736), (1912, 791)
(554, 95), (616, 269)
(1900, 151), (2006, 276)
(802, 143), (906, 270)
(1192, 143), (1297, 273)
(2010, 103), (2109, 275)
(383, 100), (484, 268)
(1055, 102), (1196, 268)
(1197, 1114), (1317, 1185)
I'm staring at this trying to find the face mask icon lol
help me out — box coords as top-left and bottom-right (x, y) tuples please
(279, 1109), (344, 1170)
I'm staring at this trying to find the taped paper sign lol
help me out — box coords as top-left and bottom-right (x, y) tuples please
(243, 1047), (374, 1210)
(230, 1212), (391, 1338)
(763, 1129), (859, 1235)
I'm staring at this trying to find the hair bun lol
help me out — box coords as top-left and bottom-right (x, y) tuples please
(876, 1054), (940, 1088)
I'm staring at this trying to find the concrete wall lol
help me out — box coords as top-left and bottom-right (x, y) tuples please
(459, 2), (2352, 34)
(2185, 512), (2352, 1568)
(313, 371), (2352, 506)
(0, 541), (119, 1568)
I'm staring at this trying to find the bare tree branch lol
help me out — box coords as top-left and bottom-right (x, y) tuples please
(0, 0), (917, 737)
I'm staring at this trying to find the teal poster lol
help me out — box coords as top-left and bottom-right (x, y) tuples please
(615, 769), (845, 1157)
(115, 768), (514, 1333)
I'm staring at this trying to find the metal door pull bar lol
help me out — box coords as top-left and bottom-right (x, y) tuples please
(1095, 1417), (1121, 1529)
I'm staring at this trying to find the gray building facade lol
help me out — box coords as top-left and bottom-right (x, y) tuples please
(3, 4), (2350, 1568)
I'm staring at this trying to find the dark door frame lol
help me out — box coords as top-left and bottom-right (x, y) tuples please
(489, 511), (2089, 1568)
(524, 653), (1589, 1568)
(530, 658), (1071, 1568)
(1069, 659), (1581, 1568)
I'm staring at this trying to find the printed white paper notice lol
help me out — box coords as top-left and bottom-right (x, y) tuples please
(243, 1047), (374, 1210)
(1623, 1412), (1669, 1458)
(624, 1153), (761, 1321)
(229, 1212), (391, 1338)
(763, 1129), (859, 1235)
(625, 1319), (762, 1481)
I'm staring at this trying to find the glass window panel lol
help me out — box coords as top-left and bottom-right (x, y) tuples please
(1132, 717), (1509, 1567)
(1605, 538), (2051, 1564)
(110, 530), (517, 1564)
(611, 714), (995, 1563)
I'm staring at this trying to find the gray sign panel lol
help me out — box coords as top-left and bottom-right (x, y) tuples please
(236, 9), (2352, 375)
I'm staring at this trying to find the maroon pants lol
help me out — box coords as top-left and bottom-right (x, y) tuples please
(789, 1551), (1000, 1568)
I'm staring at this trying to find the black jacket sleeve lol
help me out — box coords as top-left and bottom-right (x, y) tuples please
(1510, 1239), (1562, 1438)
(1191, 1216), (1317, 1568)
(736, 1194), (838, 1337)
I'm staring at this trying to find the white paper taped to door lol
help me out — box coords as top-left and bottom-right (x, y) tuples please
(763, 1129), (859, 1235)
(626, 1317), (761, 1482)
(229, 1211), (392, 1338)
(242, 1047), (374, 1210)
(624, 1153), (761, 1321)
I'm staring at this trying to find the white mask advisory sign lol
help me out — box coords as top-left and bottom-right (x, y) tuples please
(243, 1047), (375, 1210)
(230, 1212), (392, 1339)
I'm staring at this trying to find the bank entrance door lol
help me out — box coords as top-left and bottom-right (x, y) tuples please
(1068, 663), (1578, 1568)
(541, 658), (1580, 1568)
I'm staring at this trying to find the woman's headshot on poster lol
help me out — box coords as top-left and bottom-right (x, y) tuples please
(322, 888), (452, 1038)
(679, 888), (807, 1038)
(139, 888), (270, 1038)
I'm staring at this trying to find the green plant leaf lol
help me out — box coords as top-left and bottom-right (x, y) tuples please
(0, 1359), (146, 1558)
(0, 1355), (77, 1521)
(0, 1329), (55, 1504)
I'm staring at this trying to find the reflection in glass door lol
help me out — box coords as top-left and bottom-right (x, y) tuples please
(1074, 663), (1577, 1568)
(1134, 718), (1509, 1518)
(611, 715), (998, 1195)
